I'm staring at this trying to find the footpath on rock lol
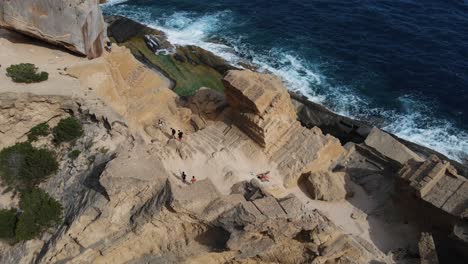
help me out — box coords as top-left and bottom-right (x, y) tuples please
(0, 1), (467, 264)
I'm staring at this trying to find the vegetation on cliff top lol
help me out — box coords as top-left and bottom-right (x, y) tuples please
(6, 63), (49, 83)
(0, 142), (58, 190)
(0, 209), (17, 239)
(15, 188), (62, 241)
(0, 143), (62, 241)
(53, 117), (84, 143)
(27, 122), (50, 142)
(0, 116), (84, 242)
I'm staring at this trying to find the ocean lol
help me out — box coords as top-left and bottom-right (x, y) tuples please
(102, 0), (468, 162)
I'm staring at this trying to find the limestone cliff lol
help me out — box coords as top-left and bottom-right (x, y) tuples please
(1, 11), (465, 263)
(0, 0), (106, 58)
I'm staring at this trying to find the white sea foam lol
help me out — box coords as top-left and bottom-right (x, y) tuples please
(382, 96), (468, 161)
(102, 6), (468, 162)
(147, 11), (241, 63)
(102, 0), (129, 6)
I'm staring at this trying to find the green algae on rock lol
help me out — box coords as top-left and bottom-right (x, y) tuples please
(106, 16), (235, 96)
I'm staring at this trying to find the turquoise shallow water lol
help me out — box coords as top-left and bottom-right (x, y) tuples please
(103, 0), (468, 161)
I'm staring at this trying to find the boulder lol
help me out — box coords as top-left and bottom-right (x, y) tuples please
(304, 171), (349, 201)
(399, 155), (468, 219)
(215, 194), (372, 263)
(365, 127), (423, 165)
(418, 233), (439, 264)
(0, 0), (106, 58)
(223, 70), (297, 148)
(187, 87), (227, 122)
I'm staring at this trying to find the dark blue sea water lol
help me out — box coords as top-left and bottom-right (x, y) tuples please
(103, 0), (468, 161)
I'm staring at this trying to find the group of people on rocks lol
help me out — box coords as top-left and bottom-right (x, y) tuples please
(157, 119), (184, 141)
(157, 119), (269, 185)
(181, 171), (196, 184)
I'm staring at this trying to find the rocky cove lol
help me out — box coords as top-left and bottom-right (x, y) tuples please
(0, 1), (467, 264)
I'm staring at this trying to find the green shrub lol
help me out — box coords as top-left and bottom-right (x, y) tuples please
(16, 188), (62, 241)
(6, 63), (48, 83)
(53, 117), (83, 143)
(0, 209), (17, 239)
(27, 123), (50, 142)
(0, 143), (58, 189)
(68, 150), (81, 160)
(15, 211), (39, 241)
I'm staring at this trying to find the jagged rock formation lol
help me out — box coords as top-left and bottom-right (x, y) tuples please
(3, 10), (465, 263)
(304, 171), (349, 201)
(0, 93), (128, 264)
(215, 191), (374, 263)
(224, 70), (344, 187)
(399, 155), (468, 219)
(67, 45), (193, 140)
(187, 88), (228, 131)
(291, 91), (468, 175)
(0, 0), (106, 58)
(0, 93), (76, 149)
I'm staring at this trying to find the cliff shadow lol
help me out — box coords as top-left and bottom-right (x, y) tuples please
(0, 28), (84, 57)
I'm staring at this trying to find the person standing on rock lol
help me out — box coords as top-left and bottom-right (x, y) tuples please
(158, 119), (165, 130)
(171, 128), (176, 139)
(178, 130), (184, 141)
(181, 172), (187, 183)
(105, 41), (112, 52)
(191, 176), (197, 184)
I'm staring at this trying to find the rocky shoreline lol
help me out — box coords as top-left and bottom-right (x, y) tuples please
(106, 15), (468, 174)
(0, 2), (467, 264)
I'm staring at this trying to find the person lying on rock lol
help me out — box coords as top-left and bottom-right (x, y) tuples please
(257, 171), (270, 182)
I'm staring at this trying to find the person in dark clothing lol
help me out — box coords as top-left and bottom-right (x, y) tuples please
(105, 41), (112, 52)
(171, 128), (176, 139)
(181, 172), (187, 183)
(178, 130), (184, 141)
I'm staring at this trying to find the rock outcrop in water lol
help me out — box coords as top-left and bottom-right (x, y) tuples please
(0, 0), (106, 58)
